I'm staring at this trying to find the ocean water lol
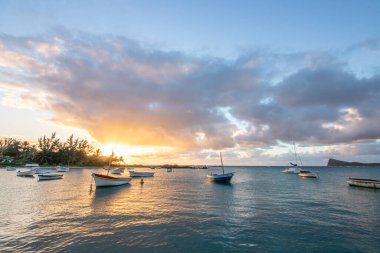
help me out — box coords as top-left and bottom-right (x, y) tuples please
(0, 166), (379, 253)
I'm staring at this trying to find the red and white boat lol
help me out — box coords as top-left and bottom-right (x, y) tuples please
(92, 173), (132, 187)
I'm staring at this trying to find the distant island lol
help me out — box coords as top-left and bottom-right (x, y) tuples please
(327, 158), (380, 167)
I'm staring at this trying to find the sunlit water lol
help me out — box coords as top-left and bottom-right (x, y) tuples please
(0, 166), (379, 252)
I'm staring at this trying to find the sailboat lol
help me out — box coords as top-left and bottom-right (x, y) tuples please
(91, 153), (132, 187)
(207, 152), (234, 183)
(282, 143), (301, 174)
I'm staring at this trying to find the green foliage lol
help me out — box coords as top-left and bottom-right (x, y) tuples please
(0, 133), (105, 166)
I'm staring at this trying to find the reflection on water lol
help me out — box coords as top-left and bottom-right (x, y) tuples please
(0, 166), (379, 252)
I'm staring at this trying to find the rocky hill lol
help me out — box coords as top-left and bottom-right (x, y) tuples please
(327, 158), (380, 166)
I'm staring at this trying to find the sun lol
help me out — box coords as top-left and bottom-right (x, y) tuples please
(100, 144), (132, 157)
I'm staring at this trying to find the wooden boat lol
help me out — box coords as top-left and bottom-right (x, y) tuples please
(207, 152), (234, 183)
(347, 178), (380, 189)
(25, 163), (39, 168)
(56, 166), (70, 172)
(129, 171), (155, 177)
(16, 170), (35, 177)
(92, 173), (132, 187)
(298, 170), (318, 178)
(111, 167), (125, 174)
(38, 174), (63, 180)
(33, 168), (51, 174)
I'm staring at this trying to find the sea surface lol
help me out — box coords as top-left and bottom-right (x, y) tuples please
(0, 166), (379, 253)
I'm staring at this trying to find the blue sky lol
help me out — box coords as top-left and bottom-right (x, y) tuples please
(0, 0), (380, 165)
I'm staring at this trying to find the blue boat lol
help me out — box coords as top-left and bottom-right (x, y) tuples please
(207, 152), (234, 183)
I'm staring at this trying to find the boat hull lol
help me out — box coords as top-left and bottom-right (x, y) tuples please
(348, 178), (380, 189)
(56, 166), (70, 172)
(129, 171), (155, 177)
(207, 173), (234, 183)
(17, 170), (35, 177)
(92, 173), (132, 187)
(298, 171), (318, 178)
(38, 174), (63, 180)
(6, 167), (16, 171)
(282, 167), (301, 174)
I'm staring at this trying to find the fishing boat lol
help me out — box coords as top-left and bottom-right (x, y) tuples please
(111, 167), (125, 174)
(25, 163), (39, 168)
(56, 166), (70, 172)
(6, 166), (16, 171)
(298, 170), (318, 178)
(38, 174), (64, 180)
(347, 178), (380, 189)
(16, 170), (35, 177)
(129, 171), (155, 177)
(33, 168), (51, 174)
(207, 152), (234, 183)
(282, 143), (302, 174)
(92, 173), (132, 187)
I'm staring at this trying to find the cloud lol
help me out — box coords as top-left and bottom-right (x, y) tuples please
(1, 30), (380, 162)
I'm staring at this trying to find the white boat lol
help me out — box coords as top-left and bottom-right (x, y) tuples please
(207, 152), (234, 183)
(6, 166), (16, 171)
(92, 173), (132, 187)
(38, 174), (63, 180)
(16, 170), (35, 177)
(167, 168), (173, 172)
(348, 178), (380, 189)
(282, 166), (301, 174)
(111, 167), (125, 174)
(282, 143), (303, 174)
(129, 171), (155, 177)
(25, 163), (39, 168)
(56, 166), (70, 172)
(33, 168), (51, 174)
(298, 170), (318, 178)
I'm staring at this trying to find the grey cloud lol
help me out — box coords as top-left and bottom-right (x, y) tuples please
(1, 31), (380, 159)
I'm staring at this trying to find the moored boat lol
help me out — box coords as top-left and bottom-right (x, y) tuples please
(129, 171), (155, 177)
(33, 168), (51, 174)
(38, 174), (63, 180)
(347, 178), (380, 189)
(16, 170), (35, 177)
(6, 166), (16, 171)
(111, 167), (125, 174)
(207, 152), (234, 183)
(298, 170), (318, 178)
(167, 168), (173, 172)
(92, 173), (132, 187)
(56, 166), (70, 172)
(282, 166), (301, 174)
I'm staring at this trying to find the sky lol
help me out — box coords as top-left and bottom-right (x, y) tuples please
(0, 0), (380, 165)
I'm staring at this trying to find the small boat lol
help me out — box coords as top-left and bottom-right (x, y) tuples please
(129, 171), (155, 177)
(282, 166), (301, 174)
(16, 170), (35, 177)
(207, 152), (234, 183)
(92, 173), (132, 187)
(111, 167), (125, 174)
(298, 170), (318, 178)
(167, 168), (173, 172)
(6, 166), (16, 171)
(282, 143), (302, 174)
(38, 174), (63, 180)
(25, 163), (39, 168)
(347, 178), (380, 189)
(33, 168), (51, 174)
(56, 166), (70, 172)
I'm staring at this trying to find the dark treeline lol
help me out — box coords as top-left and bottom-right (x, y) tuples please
(0, 133), (119, 166)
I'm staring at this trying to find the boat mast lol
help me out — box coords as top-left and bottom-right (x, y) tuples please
(293, 142), (298, 166)
(220, 152), (224, 174)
